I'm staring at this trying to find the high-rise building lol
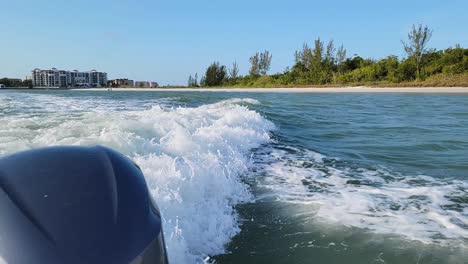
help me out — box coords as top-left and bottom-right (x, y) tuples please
(32, 68), (107, 88)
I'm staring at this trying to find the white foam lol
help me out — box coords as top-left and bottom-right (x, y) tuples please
(0, 94), (274, 263)
(254, 145), (468, 246)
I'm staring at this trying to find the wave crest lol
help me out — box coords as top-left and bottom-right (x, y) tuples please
(0, 96), (274, 263)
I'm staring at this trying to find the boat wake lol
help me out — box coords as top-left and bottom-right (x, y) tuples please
(0, 94), (274, 263)
(252, 142), (468, 247)
(1, 92), (466, 263)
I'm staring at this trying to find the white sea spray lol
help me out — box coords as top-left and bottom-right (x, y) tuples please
(254, 145), (468, 247)
(0, 93), (274, 263)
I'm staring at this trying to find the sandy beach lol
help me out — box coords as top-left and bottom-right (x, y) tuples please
(77, 87), (468, 93)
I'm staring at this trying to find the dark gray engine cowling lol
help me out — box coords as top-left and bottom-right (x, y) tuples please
(0, 146), (168, 264)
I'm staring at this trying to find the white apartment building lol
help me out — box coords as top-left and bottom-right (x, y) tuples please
(32, 68), (108, 88)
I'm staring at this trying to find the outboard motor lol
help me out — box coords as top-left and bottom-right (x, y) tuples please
(0, 146), (168, 264)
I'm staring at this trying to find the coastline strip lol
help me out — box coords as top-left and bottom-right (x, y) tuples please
(72, 87), (468, 93)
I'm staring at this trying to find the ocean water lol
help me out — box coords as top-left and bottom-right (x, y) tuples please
(0, 90), (467, 263)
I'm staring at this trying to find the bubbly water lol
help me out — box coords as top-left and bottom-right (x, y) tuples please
(0, 90), (467, 263)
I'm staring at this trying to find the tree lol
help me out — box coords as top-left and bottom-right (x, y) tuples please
(312, 38), (324, 67)
(188, 75), (194, 87)
(325, 40), (335, 63)
(249, 51), (272, 76)
(336, 45), (347, 73)
(324, 40), (336, 74)
(343, 56), (365, 71)
(23, 79), (33, 89)
(229, 61), (239, 79)
(187, 73), (199, 87)
(0, 78), (23, 87)
(249, 53), (260, 77)
(295, 43), (313, 71)
(259, 50), (272, 75)
(402, 24), (433, 80)
(293, 38), (336, 84)
(0, 78), (11, 87)
(202, 62), (227, 86)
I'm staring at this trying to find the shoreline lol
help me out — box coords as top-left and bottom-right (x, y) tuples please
(3, 86), (468, 93)
(78, 87), (468, 93)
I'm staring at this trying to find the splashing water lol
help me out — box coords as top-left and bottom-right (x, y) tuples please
(253, 144), (468, 247)
(1, 91), (467, 263)
(0, 92), (274, 263)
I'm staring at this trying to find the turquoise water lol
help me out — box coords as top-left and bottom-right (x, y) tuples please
(1, 90), (467, 263)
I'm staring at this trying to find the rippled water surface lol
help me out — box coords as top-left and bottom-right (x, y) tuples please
(1, 90), (467, 263)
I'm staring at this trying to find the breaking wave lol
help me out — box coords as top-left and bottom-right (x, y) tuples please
(0, 93), (274, 263)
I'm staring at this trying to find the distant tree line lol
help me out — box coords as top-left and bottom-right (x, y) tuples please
(0, 78), (33, 88)
(188, 24), (468, 87)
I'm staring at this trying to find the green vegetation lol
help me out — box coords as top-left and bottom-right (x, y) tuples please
(200, 62), (227, 87)
(189, 24), (468, 88)
(402, 24), (433, 80)
(0, 78), (33, 88)
(187, 73), (199, 87)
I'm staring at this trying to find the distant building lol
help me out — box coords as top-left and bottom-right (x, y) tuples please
(31, 68), (107, 88)
(0, 84), (5, 88)
(108, 79), (134, 87)
(135, 81), (159, 88)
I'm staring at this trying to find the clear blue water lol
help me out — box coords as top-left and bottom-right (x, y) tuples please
(1, 90), (467, 263)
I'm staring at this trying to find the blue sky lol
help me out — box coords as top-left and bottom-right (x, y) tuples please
(1, 0), (467, 85)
